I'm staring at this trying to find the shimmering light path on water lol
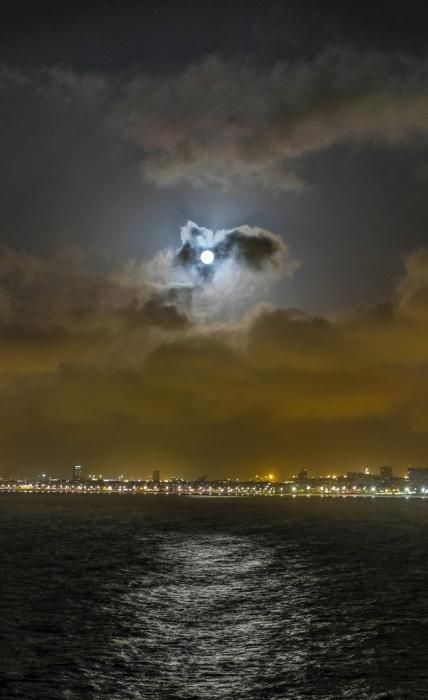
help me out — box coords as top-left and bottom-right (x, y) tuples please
(1, 495), (428, 699)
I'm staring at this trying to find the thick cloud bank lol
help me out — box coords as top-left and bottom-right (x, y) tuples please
(2, 237), (428, 477)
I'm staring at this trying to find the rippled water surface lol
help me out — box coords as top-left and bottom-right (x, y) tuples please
(1, 494), (428, 699)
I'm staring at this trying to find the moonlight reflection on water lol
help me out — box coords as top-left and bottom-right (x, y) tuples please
(1, 495), (428, 699)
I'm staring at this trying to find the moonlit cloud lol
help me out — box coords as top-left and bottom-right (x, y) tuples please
(176, 221), (286, 273)
(114, 51), (428, 190)
(121, 221), (294, 321)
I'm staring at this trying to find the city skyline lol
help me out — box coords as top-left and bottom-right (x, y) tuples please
(3, 461), (428, 483)
(4, 464), (428, 500)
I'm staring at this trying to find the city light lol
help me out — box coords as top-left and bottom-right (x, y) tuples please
(1, 465), (428, 498)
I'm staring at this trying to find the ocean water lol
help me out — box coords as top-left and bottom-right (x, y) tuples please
(0, 495), (428, 699)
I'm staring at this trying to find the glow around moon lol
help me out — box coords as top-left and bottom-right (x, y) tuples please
(200, 249), (215, 265)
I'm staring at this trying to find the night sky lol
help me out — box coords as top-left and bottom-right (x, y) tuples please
(1, 1), (428, 478)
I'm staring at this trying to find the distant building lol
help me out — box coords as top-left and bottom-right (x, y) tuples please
(407, 467), (428, 488)
(73, 465), (82, 481)
(380, 466), (393, 480)
(152, 470), (160, 483)
(345, 471), (379, 489)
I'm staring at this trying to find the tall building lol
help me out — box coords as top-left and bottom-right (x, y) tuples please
(380, 466), (393, 480)
(73, 464), (82, 481)
(152, 470), (160, 483)
(407, 467), (428, 487)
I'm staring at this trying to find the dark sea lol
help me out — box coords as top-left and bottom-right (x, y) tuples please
(1, 495), (428, 699)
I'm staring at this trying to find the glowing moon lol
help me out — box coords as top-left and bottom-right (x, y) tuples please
(200, 249), (215, 265)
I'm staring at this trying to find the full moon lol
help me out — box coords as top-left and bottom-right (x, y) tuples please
(200, 249), (215, 265)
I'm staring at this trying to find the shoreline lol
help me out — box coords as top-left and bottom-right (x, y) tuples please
(1, 490), (427, 500)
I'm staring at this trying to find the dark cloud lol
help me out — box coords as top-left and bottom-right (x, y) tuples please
(2, 49), (428, 200)
(114, 51), (428, 190)
(118, 296), (191, 331)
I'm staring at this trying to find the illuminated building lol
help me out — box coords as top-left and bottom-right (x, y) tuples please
(73, 465), (82, 481)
